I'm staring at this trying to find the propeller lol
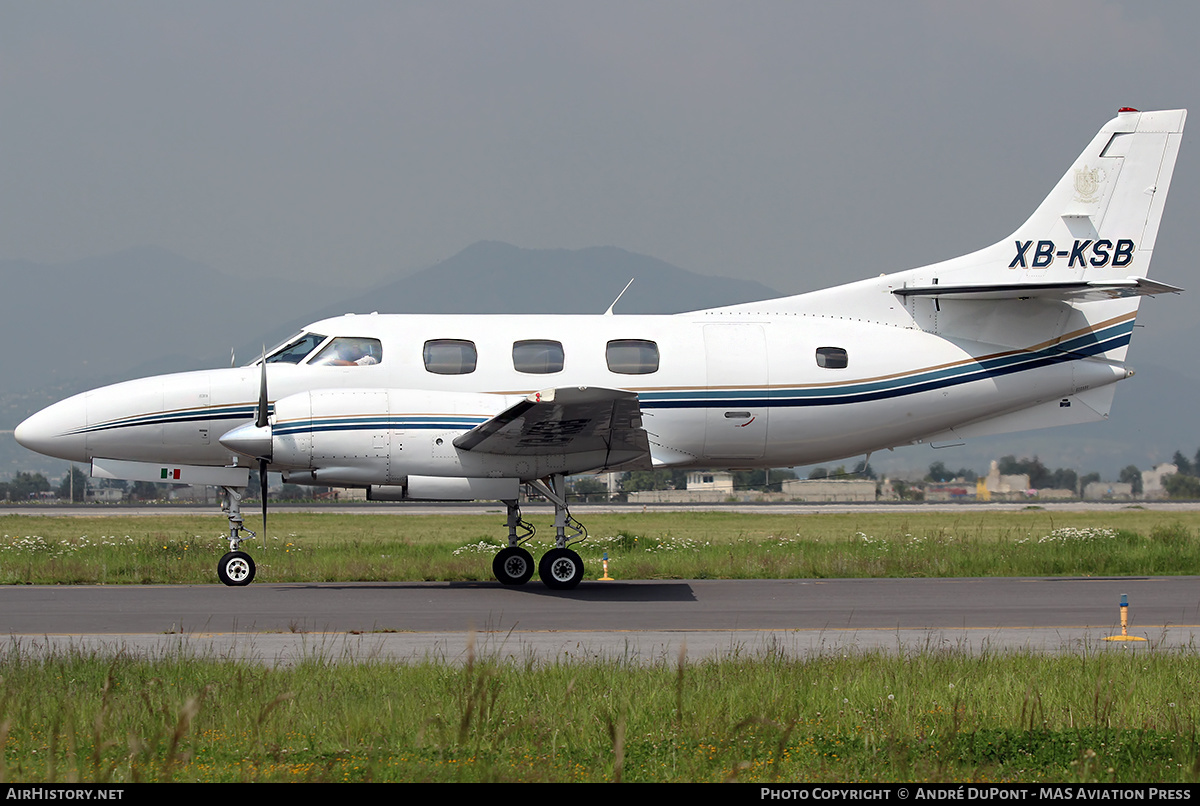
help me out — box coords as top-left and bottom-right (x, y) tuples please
(217, 352), (273, 547)
(255, 351), (269, 543)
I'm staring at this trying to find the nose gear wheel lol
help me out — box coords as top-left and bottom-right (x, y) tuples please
(217, 550), (256, 586)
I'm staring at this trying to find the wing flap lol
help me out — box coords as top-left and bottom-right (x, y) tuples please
(453, 386), (650, 463)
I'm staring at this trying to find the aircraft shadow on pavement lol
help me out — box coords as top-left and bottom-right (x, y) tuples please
(280, 580), (698, 603)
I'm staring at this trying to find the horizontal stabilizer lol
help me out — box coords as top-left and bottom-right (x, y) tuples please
(453, 386), (650, 463)
(893, 277), (1183, 302)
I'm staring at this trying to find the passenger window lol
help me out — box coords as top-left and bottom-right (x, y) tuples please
(265, 333), (328, 364)
(424, 339), (477, 374)
(815, 347), (848, 369)
(513, 340), (564, 374)
(310, 337), (382, 366)
(606, 339), (659, 374)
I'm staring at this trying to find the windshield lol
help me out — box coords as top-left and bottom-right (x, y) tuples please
(263, 332), (328, 364)
(310, 337), (382, 366)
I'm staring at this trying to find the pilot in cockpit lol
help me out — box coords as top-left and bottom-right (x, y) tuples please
(314, 337), (380, 366)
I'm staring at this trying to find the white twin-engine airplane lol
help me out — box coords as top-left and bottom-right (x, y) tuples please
(15, 108), (1186, 590)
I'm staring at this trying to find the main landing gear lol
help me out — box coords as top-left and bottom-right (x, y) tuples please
(495, 475), (587, 590)
(217, 485), (257, 586)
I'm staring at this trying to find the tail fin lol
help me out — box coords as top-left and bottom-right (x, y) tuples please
(1006, 107), (1185, 283)
(891, 108), (1185, 362)
(908, 108), (1186, 291)
(716, 108), (1185, 346)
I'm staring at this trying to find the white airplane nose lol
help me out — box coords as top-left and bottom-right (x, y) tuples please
(15, 395), (89, 462)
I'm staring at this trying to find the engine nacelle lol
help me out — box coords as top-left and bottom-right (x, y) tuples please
(262, 388), (515, 487)
(222, 386), (628, 489)
(366, 476), (521, 501)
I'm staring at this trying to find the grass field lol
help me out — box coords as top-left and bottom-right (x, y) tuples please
(1, 507), (1198, 584)
(2, 643), (1198, 783)
(2, 506), (1198, 783)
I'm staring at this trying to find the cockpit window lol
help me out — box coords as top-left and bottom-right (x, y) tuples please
(310, 337), (382, 366)
(264, 333), (328, 364)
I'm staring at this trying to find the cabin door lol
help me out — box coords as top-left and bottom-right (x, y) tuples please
(703, 324), (768, 460)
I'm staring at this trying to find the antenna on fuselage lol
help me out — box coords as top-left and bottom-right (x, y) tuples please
(604, 278), (636, 316)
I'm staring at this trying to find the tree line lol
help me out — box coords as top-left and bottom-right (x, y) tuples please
(924, 448), (1200, 499)
(0, 469), (172, 502)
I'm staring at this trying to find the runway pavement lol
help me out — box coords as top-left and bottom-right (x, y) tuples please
(4, 575), (1197, 665)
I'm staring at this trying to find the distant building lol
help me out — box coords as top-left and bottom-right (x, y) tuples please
(167, 485), (219, 503)
(923, 481), (976, 502)
(1032, 488), (1076, 500)
(781, 478), (876, 502)
(86, 488), (124, 503)
(327, 487), (368, 501)
(1142, 463), (1177, 500)
(687, 471), (734, 493)
(983, 461), (1031, 500)
(628, 470), (736, 503)
(1083, 481), (1134, 500)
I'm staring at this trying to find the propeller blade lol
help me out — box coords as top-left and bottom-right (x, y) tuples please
(256, 349), (269, 543)
(259, 457), (269, 540)
(256, 350), (270, 429)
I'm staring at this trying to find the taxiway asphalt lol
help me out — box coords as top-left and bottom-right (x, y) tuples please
(3, 576), (1197, 665)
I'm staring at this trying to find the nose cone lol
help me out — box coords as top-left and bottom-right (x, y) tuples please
(220, 422), (273, 460)
(15, 394), (89, 462)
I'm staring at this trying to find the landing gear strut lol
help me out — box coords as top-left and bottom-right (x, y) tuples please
(490, 477), (587, 590)
(529, 475), (587, 590)
(493, 500), (536, 585)
(218, 486), (257, 586)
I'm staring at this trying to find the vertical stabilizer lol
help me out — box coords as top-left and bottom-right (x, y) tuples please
(1005, 108), (1185, 281)
(881, 109), (1186, 365)
(916, 108), (1186, 288)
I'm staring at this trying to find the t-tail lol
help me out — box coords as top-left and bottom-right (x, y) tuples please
(713, 108), (1186, 442)
(890, 107), (1186, 364)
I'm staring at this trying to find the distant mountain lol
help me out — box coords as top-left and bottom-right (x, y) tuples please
(0, 246), (349, 396)
(245, 241), (782, 355)
(2, 241), (1193, 483)
(0, 242), (784, 476)
(349, 241), (781, 314)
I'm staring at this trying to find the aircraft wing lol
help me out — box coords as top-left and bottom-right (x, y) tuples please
(893, 277), (1183, 302)
(453, 386), (650, 466)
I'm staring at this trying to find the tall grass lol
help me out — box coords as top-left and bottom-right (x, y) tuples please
(2, 510), (1199, 584)
(1, 641), (1197, 782)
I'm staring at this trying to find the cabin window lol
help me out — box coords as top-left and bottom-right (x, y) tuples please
(424, 339), (477, 374)
(815, 346), (848, 369)
(512, 340), (565, 374)
(265, 332), (327, 364)
(606, 339), (659, 374)
(310, 337), (382, 366)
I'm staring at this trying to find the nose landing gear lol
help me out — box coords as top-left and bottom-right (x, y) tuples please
(218, 486), (257, 586)
(217, 550), (256, 586)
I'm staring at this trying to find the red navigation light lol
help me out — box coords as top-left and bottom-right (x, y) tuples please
(1118, 107), (1139, 113)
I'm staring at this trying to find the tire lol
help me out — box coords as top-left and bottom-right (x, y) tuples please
(538, 548), (584, 590)
(217, 551), (256, 586)
(493, 547), (535, 586)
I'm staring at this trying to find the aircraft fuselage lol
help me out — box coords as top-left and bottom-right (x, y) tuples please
(16, 310), (1128, 485)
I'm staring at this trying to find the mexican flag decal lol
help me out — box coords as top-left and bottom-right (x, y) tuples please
(160, 467), (182, 480)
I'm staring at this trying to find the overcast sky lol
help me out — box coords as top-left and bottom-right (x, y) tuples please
(3, 1), (1198, 315)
